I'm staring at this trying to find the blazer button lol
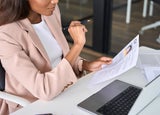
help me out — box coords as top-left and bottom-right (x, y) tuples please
(70, 82), (73, 85)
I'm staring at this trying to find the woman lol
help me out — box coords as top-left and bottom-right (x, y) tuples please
(0, 0), (112, 114)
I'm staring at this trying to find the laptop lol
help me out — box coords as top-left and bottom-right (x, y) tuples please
(77, 74), (160, 115)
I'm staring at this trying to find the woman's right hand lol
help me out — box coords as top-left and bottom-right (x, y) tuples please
(65, 21), (88, 67)
(68, 21), (88, 46)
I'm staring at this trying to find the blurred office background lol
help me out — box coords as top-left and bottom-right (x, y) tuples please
(58, 0), (160, 59)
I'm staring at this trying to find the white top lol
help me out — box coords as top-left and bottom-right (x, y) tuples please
(32, 19), (62, 68)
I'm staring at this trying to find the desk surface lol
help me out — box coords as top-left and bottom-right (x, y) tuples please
(11, 46), (160, 115)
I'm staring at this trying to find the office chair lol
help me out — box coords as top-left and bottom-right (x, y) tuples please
(0, 61), (30, 107)
(139, 0), (160, 43)
(126, 0), (148, 24)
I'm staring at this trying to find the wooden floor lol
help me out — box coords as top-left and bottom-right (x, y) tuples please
(111, 0), (160, 54)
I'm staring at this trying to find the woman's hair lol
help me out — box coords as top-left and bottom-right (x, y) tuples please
(0, 0), (30, 26)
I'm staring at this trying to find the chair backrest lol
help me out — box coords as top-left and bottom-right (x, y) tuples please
(0, 61), (5, 91)
(0, 61), (30, 106)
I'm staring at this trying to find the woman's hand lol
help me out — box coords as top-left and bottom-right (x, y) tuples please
(65, 21), (87, 66)
(68, 21), (87, 46)
(82, 56), (112, 72)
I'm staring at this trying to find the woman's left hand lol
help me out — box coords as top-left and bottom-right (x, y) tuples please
(82, 56), (112, 72)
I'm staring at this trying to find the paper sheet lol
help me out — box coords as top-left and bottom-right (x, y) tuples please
(144, 67), (160, 82)
(136, 48), (160, 82)
(90, 35), (139, 85)
(136, 52), (160, 69)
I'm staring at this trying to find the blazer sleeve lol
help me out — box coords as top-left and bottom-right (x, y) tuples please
(0, 32), (77, 101)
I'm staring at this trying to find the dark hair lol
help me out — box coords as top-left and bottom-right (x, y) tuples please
(0, 0), (30, 26)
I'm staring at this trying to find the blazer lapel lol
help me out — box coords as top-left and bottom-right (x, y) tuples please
(17, 19), (51, 67)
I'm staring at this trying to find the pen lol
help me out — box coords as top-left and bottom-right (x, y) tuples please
(62, 19), (92, 31)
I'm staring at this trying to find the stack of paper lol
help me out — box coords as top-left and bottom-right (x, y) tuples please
(136, 48), (160, 82)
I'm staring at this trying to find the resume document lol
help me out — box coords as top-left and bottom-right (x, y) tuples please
(90, 35), (139, 85)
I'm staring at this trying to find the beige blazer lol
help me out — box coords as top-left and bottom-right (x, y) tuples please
(0, 6), (82, 114)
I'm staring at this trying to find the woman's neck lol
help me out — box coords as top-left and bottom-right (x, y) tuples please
(28, 11), (42, 24)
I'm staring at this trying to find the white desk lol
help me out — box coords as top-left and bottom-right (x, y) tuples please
(11, 47), (160, 115)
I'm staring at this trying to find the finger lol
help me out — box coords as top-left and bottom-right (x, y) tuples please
(82, 25), (88, 32)
(70, 21), (81, 26)
(71, 24), (88, 33)
(105, 60), (112, 64)
(98, 57), (112, 64)
(100, 56), (112, 61)
(89, 66), (102, 72)
(69, 21), (88, 33)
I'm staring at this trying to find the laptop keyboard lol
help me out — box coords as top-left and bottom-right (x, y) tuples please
(97, 86), (141, 115)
